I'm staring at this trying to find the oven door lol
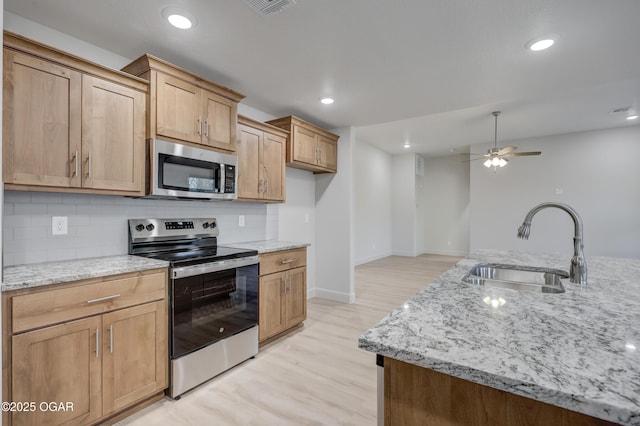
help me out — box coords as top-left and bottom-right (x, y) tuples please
(170, 257), (258, 359)
(150, 138), (237, 200)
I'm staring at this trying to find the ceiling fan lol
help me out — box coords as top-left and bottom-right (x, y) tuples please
(472, 111), (541, 170)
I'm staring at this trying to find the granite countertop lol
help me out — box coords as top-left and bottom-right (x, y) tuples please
(359, 249), (640, 425)
(225, 240), (310, 254)
(2, 255), (169, 292)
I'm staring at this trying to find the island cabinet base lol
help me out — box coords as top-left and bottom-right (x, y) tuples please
(383, 357), (616, 426)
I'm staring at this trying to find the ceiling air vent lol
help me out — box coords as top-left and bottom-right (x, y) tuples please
(243, 0), (297, 16)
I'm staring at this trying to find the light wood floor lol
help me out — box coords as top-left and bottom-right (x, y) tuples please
(117, 254), (461, 426)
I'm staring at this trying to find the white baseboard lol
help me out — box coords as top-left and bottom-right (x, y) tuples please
(354, 251), (392, 266)
(310, 287), (355, 304)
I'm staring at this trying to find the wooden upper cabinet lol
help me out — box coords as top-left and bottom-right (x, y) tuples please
(3, 49), (82, 188)
(82, 75), (145, 192)
(202, 90), (236, 151)
(122, 54), (244, 152)
(155, 73), (201, 144)
(236, 115), (287, 202)
(2, 31), (147, 196)
(266, 116), (339, 173)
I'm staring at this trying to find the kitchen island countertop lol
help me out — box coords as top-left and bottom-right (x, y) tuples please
(359, 249), (640, 425)
(2, 255), (169, 291)
(225, 240), (310, 254)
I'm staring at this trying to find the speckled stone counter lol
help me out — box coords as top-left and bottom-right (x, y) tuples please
(2, 255), (169, 292)
(225, 240), (310, 254)
(359, 249), (640, 425)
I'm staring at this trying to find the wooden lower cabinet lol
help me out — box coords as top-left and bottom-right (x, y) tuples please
(3, 269), (168, 426)
(102, 301), (167, 416)
(383, 357), (616, 426)
(12, 317), (102, 426)
(258, 248), (307, 342)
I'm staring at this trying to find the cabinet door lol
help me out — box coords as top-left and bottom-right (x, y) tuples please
(262, 131), (286, 202)
(102, 301), (167, 415)
(292, 125), (318, 165)
(12, 316), (102, 426)
(237, 124), (263, 200)
(81, 75), (145, 193)
(155, 73), (201, 144)
(285, 267), (307, 327)
(3, 49), (81, 188)
(317, 135), (337, 172)
(259, 272), (287, 341)
(202, 90), (236, 151)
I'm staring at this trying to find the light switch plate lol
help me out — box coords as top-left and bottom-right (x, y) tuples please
(52, 216), (68, 235)
(238, 215), (245, 227)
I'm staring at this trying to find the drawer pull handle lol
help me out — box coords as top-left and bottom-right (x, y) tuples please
(87, 294), (121, 304)
(95, 328), (99, 358)
(280, 259), (295, 264)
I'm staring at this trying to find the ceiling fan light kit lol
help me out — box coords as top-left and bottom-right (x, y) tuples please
(478, 111), (541, 171)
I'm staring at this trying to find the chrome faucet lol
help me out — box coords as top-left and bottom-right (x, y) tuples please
(517, 202), (587, 285)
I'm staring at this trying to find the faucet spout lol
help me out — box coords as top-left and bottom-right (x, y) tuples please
(517, 202), (587, 285)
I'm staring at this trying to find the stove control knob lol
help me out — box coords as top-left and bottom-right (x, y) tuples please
(203, 222), (209, 229)
(146, 224), (155, 232)
(135, 224), (144, 232)
(210, 222), (217, 229)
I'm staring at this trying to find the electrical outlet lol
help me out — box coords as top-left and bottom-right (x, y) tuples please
(52, 216), (68, 235)
(304, 213), (310, 223)
(238, 215), (245, 227)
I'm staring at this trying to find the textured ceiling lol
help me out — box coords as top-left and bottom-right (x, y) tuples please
(4, 0), (640, 156)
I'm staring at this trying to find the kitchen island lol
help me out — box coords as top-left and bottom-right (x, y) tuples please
(359, 249), (640, 425)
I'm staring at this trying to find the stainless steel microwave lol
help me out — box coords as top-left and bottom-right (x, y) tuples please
(147, 139), (237, 200)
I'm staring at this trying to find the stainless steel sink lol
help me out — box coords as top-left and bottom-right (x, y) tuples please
(462, 263), (568, 293)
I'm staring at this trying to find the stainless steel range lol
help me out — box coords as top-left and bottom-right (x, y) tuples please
(128, 218), (259, 398)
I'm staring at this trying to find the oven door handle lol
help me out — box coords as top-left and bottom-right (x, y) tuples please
(171, 255), (260, 279)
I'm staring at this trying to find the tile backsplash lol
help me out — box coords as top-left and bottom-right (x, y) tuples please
(3, 191), (277, 266)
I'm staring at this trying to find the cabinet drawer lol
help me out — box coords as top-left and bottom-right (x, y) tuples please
(260, 248), (307, 276)
(12, 270), (167, 333)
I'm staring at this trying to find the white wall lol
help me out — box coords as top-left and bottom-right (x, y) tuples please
(391, 154), (417, 256)
(277, 167), (317, 294)
(420, 155), (470, 256)
(353, 140), (392, 265)
(470, 125), (640, 259)
(4, 12), (131, 68)
(314, 127), (355, 303)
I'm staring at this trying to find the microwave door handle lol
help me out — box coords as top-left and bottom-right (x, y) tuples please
(217, 166), (222, 193)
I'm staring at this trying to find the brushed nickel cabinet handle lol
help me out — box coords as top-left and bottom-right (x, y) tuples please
(95, 328), (99, 358)
(281, 279), (286, 294)
(197, 117), (202, 136)
(86, 153), (92, 177)
(87, 294), (121, 304)
(109, 325), (113, 353)
(280, 259), (294, 265)
(259, 178), (264, 194)
(205, 118), (209, 138)
(71, 150), (79, 177)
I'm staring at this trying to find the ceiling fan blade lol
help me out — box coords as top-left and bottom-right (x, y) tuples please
(497, 146), (517, 156)
(504, 151), (542, 157)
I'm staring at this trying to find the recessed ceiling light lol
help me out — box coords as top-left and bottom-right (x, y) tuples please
(527, 38), (555, 51)
(320, 98), (334, 105)
(627, 115), (639, 120)
(162, 7), (196, 29)
(403, 142), (411, 149)
(168, 14), (192, 29)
